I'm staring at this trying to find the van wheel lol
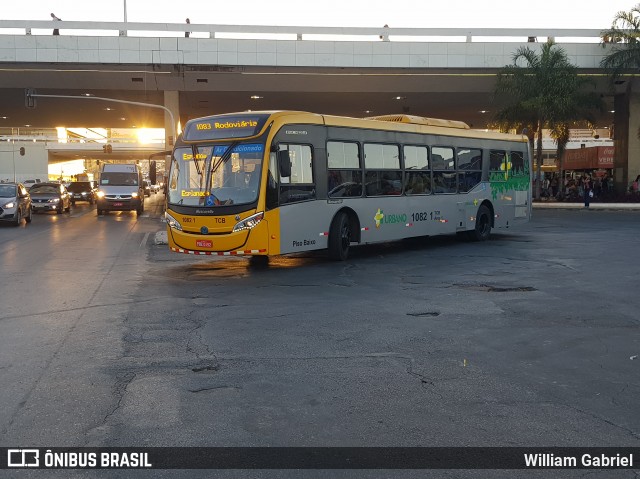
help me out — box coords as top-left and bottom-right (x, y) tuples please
(467, 204), (492, 241)
(328, 212), (352, 261)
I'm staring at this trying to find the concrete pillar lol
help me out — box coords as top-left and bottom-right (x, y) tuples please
(613, 81), (640, 193)
(613, 93), (629, 193)
(163, 90), (180, 149)
(628, 88), (640, 188)
(163, 91), (180, 181)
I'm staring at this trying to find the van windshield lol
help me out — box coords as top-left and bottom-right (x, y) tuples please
(100, 173), (138, 186)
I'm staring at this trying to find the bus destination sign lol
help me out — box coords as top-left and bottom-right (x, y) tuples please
(183, 114), (269, 141)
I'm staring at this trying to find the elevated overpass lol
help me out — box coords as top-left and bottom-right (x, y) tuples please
(0, 20), (638, 187)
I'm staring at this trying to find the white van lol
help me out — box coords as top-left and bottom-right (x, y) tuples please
(23, 178), (42, 190)
(96, 164), (144, 216)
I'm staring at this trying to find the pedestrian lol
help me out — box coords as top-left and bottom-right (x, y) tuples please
(185, 18), (191, 38)
(583, 175), (592, 208)
(380, 24), (389, 41)
(601, 173), (609, 195)
(542, 176), (550, 199)
(550, 175), (558, 198)
(51, 13), (61, 35)
(632, 175), (640, 193)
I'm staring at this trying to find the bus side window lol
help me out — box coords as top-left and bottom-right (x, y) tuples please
(510, 151), (526, 176)
(364, 143), (401, 196)
(457, 147), (482, 193)
(266, 153), (279, 210)
(403, 145), (431, 196)
(278, 144), (316, 204)
(489, 150), (507, 181)
(327, 141), (362, 198)
(432, 146), (456, 194)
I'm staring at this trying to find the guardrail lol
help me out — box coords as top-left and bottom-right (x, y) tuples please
(0, 20), (606, 43)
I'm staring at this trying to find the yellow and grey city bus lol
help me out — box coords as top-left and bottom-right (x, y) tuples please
(165, 111), (531, 260)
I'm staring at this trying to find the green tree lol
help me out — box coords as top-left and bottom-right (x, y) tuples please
(493, 41), (603, 200)
(600, 4), (640, 80)
(600, 5), (640, 190)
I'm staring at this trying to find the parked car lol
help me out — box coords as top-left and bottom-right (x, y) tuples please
(0, 182), (32, 226)
(151, 183), (160, 194)
(29, 182), (72, 214)
(67, 181), (97, 205)
(142, 180), (152, 197)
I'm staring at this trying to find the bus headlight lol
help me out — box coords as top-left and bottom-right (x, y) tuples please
(165, 212), (183, 231)
(232, 211), (264, 232)
(96, 191), (105, 198)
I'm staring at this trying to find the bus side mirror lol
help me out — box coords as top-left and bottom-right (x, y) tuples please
(278, 150), (291, 178)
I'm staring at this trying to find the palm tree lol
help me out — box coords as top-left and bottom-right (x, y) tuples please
(600, 4), (640, 80)
(494, 41), (603, 200)
(600, 5), (640, 192)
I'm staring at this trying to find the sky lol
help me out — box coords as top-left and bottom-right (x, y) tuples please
(1, 0), (638, 30)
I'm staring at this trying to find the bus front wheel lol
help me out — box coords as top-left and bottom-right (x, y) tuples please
(467, 204), (492, 241)
(328, 212), (352, 261)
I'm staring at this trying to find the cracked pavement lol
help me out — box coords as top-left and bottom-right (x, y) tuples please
(1, 206), (639, 478)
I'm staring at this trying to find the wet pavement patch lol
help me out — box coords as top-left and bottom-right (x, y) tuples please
(454, 283), (537, 292)
(192, 364), (220, 373)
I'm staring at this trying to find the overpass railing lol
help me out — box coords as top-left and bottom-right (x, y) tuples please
(0, 20), (606, 43)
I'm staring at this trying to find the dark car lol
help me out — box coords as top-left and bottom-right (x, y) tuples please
(142, 180), (152, 197)
(0, 182), (32, 226)
(67, 181), (97, 205)
(29, 182), (72, 214)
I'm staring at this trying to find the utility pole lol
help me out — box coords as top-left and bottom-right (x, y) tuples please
(11, 140), (16, 183)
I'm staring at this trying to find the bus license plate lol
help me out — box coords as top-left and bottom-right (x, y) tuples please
(196, 240), (212, 248)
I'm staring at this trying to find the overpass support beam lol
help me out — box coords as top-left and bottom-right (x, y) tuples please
(613, 82), (640, 193)
(164, 91), (180, 178)
(164, 91), (180, 149)
(629, 89), (640, 187)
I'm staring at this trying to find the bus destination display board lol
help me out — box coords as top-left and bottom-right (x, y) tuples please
(183, 115), (269, 141)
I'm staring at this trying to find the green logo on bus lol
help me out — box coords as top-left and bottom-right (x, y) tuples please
(374, 208), (407, 228)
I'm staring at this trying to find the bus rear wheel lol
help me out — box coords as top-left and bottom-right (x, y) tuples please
(328, 211), (352, 261)
(467, 204), (492, 241)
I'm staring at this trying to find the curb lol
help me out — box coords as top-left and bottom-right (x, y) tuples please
(533, 202), (640, 210)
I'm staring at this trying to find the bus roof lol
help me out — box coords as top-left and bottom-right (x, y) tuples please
(182, 110), (528, 144)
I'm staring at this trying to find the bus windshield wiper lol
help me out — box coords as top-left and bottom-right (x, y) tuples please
(192, 145), (203, 176)
(204, 142), (239, 195)
(211, 141), (239, 174)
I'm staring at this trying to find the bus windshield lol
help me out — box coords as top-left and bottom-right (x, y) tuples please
(168, 143), (264, 207)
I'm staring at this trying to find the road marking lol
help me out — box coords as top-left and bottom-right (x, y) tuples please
(140, 231), (150, 248)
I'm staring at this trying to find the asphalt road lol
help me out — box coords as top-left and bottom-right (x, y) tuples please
(0, 200), (638, 479)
